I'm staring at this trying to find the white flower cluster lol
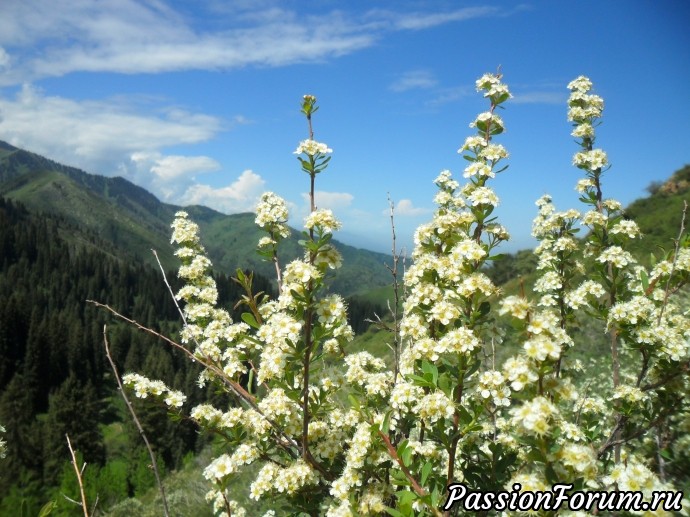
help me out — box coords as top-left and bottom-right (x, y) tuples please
(122, 373), (186, 408)
(612, 385), (648, 406)
(171, 212), (252, 381)
(565, 280), (606, 310)
(255, 192), (290, 240)
(190, 404), (244, 429)
(567, 76), (608, 177)
(205, 490), (246, 517)
(256, 310), (301, 369)
(250, 459), (319, 500)
(171, 211), (202, 246)
(203, 444), (260, 482)
(510, 396), (559, 437)
(603, 459), (667, 495)
(567, 75), (603, 123)
(557, 442), (598, 480)
(572, 148), (608, 171)
(650, 248), (690, 282)
(502, 356), (538, 391)
(294, 139), (332, 156)
(258, 388), (302, 435)
(470, 111), (504, 131)
(344, 352), (393, 397)
(316, 294), (347, 327)
(329, 422), (373, 504)
(305, 208), (342, 234)
(477, 370), (511, 407)
(476, 72), (512, 100)
(309, 409), (360, 461)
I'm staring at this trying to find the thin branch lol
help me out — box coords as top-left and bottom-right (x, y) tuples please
(89, 301), (310, 472)
(377, 430), (442, 517)
(658, 200), (687, 324)
(65, 434), (90, 517)
(598, 411), (670, 458)
(152, 249), (187, 324)
(88, 300), (255, 405)
(103, 325), (171, 517)
(386, 193), (402, 381)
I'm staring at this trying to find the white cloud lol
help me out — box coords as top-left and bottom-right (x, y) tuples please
(391, 6), (500, 30)
(388, 199), (429, 217)
(180, 170), (266, 213)
(301, 191), (354, 211)
(0, 84), (221, 169)
(0, 0), (375, 84)
(0, 1), (518, 85)
(0, 84), (231, 203)
(390, 70), (437, 92)
(149, 155), (221, 180)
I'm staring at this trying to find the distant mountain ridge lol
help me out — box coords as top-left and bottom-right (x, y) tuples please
(0, 140), (393, 295)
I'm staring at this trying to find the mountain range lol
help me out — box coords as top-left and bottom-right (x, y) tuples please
(0, 140), (393, 296)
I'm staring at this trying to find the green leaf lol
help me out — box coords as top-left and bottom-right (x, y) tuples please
(380, 411), (393, 434)
(466, 359), (481, 378)
(457, 405), (473, 426)
(478, 301), (491, 317)
(407, 374), (436, 389)
(247, 368), (255, 395)
(396, 439), (409, 458)
(348, 394), (361, 410)
(421, 461), (433, 485)
(640, 270), (649, 291)
(38, 501), (57, 517)
(396, 490), (417, 508)
(401, 446), (413, 467)
(421, 361), (438, 384)
(241, 312), (259, 329)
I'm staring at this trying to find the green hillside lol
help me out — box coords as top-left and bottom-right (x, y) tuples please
(625, 164), (690, 262)
(0, 140), (393, 296)
(483, 164), (690, 292)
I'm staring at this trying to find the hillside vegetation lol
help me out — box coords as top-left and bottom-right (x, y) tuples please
(0, 140), (392, 296)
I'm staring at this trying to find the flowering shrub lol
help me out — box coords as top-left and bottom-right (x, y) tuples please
(118, 74), (690, 516)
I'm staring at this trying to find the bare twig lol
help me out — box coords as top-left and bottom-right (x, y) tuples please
(658, 200), (687, 324)
(88, 300), (255, 405)
(89, 302), (307, 466)
(103, 325), (170, 517)
(65, 434), (90, 517)
(152, 249), (187, 324)
(386, 193), (403, 381)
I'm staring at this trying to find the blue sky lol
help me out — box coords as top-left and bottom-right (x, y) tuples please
(0, 1), (688, 254)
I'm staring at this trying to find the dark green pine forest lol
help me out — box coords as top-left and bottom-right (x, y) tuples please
(0, 195), (254, 514)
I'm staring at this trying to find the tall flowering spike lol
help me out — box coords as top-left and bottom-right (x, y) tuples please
(568, 75), (608, 176)
(379, 72), (512, 515)
(294, 94), (332, 177)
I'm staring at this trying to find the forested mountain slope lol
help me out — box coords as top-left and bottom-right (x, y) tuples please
(0, 140), (392, 296)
